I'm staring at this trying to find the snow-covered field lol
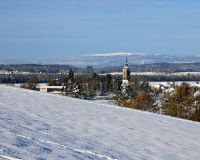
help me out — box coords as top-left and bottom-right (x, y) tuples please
(0, 85), (200, 160)
(149, 81), (200, 89)
(100, 72), (200, 76)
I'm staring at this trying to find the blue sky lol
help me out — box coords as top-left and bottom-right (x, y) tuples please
(0, 0), (200, 59)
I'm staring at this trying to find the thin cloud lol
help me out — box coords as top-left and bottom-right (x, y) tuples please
(154, 0), (168, 6)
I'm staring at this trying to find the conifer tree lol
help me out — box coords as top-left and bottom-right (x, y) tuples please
(68, 69), (74, 81)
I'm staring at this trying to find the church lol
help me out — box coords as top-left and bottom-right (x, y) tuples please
(122, 57), (131, 85)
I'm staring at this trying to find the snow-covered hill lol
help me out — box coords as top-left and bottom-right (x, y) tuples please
(0, 86), (200, 160)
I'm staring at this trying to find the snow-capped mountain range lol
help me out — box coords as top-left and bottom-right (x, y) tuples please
(2, 53), (200, 67)
(72, 53), (200, 67)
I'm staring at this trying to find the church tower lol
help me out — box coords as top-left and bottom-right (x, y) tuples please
(122, 57), (130, 85)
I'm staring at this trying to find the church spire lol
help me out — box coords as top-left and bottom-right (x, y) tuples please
(125, 56), (128, 66)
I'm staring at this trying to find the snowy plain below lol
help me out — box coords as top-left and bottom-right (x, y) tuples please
(0, 85), (200, 160)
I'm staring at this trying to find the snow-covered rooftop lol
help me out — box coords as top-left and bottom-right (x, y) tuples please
(0, 85), (200, 160)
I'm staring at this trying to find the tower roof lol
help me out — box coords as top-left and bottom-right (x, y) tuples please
(123, 57), (129, 70)
(125, 56), (128, 66)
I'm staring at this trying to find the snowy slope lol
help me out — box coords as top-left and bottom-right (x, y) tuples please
(0, 86), (200, 160)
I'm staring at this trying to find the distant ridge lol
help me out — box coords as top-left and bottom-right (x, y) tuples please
(2, 53), (200, 67)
